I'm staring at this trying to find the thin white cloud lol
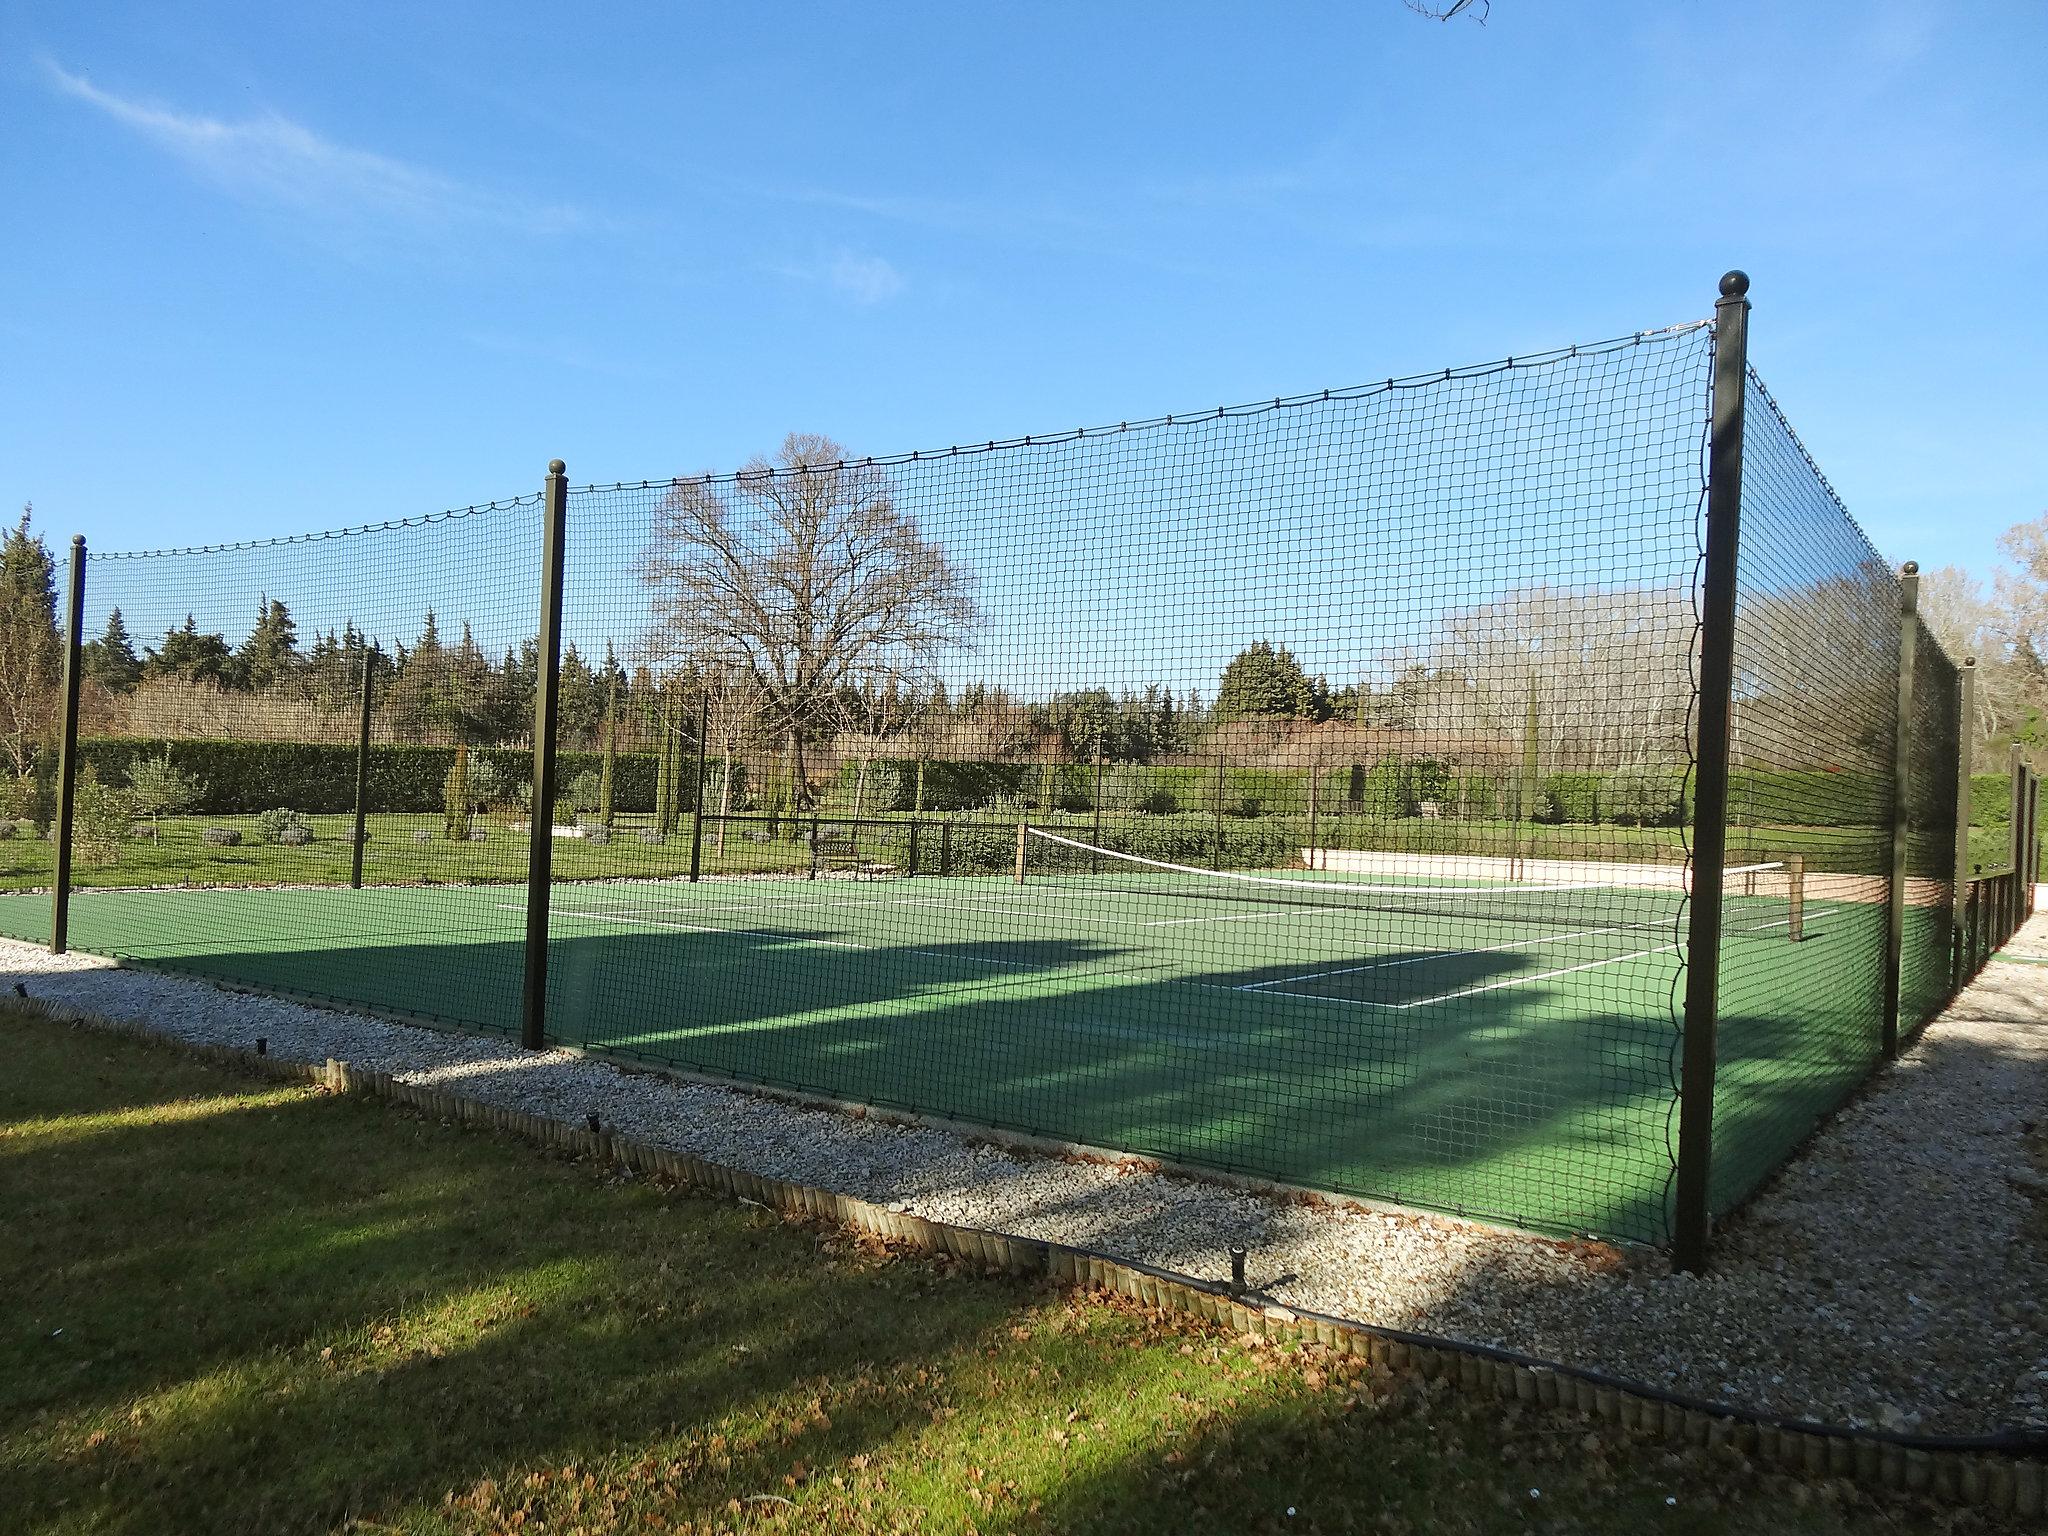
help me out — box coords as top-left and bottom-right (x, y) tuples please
(827, 251), (906, 305)
(43, 61), (584, 236)
(771, 248), (907, 306)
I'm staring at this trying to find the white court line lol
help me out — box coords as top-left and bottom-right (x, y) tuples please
(1235, 918), (1672, 991)
(1144, 906), (1351, 928)
(1251, 940), (1684, 1012)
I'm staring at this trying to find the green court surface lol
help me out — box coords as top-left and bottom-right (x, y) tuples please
(0, 867), (1889, 1245)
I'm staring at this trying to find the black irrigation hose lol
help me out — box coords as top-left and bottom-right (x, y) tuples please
(1033, 1238), (2048, 1459)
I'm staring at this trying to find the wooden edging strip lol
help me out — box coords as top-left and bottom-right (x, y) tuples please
(7, 997), (2042, 1517)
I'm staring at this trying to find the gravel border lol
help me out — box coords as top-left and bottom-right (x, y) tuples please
(4, 928), (2044, 1435)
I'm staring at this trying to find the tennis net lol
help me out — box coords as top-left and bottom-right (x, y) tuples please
(1019, 826), (1802, 939)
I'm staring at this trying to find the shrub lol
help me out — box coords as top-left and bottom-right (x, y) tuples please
(637, 826), (665, 844)
(443, 747), (472, 840)
(566, 769), (604, 815)
(254, 808), (311, 844)
(1538, 773), (1601, 825)
(0, 820), (15, 840)
(1358, 760), (1414, 819)
(1453, 773), (1499, 820)
(0, 775), (35, 821)
(1605, 765), (1685, 827)
(202, 826), (242, 847)
(466, 757), (513, 811)
(72, 768), (134, 867)
(126, 751), (205, 843)
(278, 824), (312, 847)
(584, 824), (611, 846)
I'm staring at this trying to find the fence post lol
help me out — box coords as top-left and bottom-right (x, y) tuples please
(48, 535), (86, 955)
(2030, 773), (2040, 917)
(1673, 271), (1750, 1275)
(350, 649), (377, 890)
(519, 460), (569, 1052)
(1952, 656), (1976, 989)
(1014, 820), (1027, 884)
(1881, 562), (1918, 1058)
(688, 693), (708, 882)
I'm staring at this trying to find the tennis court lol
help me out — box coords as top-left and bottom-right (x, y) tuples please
(0, 836), (1880, 1242)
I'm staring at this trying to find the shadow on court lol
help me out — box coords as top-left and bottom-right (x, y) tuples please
(7, 891), (1700, 1242)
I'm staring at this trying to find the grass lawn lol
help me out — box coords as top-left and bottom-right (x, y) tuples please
(0, 1009), (1984, 1536)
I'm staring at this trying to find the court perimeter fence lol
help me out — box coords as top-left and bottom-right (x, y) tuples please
(3, 272), (2032, 1267)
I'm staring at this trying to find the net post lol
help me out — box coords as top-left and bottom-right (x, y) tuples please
(350, 648), (377, 891)
(48, 535), (85, 956)
(1673, 270), (1750, 1276)
(519, 459), (569, 1052)
(1014, 819), (1027, 884)
(1306, 750), (1320, 870)
(1213, 745), (1225, 870)
(1881, 562), (1919, 1057)
(907, 818), (920, 876)
(809, 814), (821, 879)
(1517, 674), (1540, 882)
(1091, 743), (1105, 875)
(689, 693), (708, 882)
(940, 819), (952, 878)
(1785, 853), (1806, 944)
(1952, 656), (1976, 989)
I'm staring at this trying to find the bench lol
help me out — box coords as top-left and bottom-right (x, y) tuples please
(809, 828), (897, 880)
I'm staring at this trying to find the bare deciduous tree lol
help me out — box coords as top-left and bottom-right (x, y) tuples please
(641, 433), (978, 806)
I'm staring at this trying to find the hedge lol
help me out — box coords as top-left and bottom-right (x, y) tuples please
(67, 737), (1903, 832)
(80, 738), (667, 816)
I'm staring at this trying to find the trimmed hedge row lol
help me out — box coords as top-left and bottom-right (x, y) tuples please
(79, 738), (670, 816)
(73, 737), (1897, 830)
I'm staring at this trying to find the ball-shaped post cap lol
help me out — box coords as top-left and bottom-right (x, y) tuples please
(1902, 559), (1919, 575)
(548, 458), (566, 475)
(1719, 270), (1750, 299)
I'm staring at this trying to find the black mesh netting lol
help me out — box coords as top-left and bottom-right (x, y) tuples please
(5, 312), (1993, 1250)
(1703, 367), (1899, 1218)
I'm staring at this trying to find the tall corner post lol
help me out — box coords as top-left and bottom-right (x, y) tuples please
(48, 535), (86, 955)
(349, 649), (377, 890)
(1880, 562), (1919, 1058)
(2008, 744), (2025, 928)
(520, 459), (570, 1051)
(688, 693), (708, 882)
(1673, 270), (1751, 1275)
(1952, 656), (1977, 988)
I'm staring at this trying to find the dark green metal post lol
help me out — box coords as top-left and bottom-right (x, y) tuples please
(1674, 271), (1750, 1275)
(688, 693), (708, 881)
(1881, 563), (1918, 1058)
(519, 460), (569, 1052)
(48, 535), (85, 955)
(349, 649), (377, 890)
(1953, 657), (1976, 989)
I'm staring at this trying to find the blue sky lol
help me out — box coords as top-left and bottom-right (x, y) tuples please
(3, 0), (2043, 590)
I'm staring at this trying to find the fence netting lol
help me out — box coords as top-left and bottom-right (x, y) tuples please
(542, 328), (1717, 1245)
(26, 502), (542, 1034)
(1704, 368), (1900, 1219)
(6, 310), (1995, 1252)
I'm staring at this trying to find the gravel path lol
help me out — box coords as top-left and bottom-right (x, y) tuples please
(5, 928), (2044, 1436)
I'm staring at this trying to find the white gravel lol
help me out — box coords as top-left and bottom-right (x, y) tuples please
(6, 924), (2044, 1437)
